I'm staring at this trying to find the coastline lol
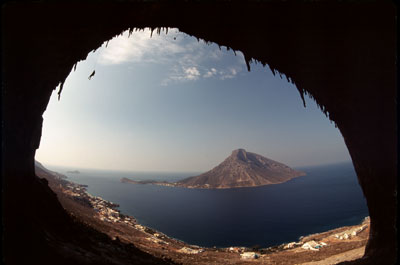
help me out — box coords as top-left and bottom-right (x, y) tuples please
(120, 172), (306, 190)
(36, 166), (370, 264)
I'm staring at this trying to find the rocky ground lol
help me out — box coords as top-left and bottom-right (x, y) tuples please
(36, 166), (370, 265)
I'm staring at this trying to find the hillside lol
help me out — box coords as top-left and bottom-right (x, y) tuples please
(176, 149), (305, 189)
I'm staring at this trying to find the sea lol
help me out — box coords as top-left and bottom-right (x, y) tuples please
(47, 162), (369, 248)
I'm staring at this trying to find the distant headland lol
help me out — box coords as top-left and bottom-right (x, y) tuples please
(121, 178), (175, 187)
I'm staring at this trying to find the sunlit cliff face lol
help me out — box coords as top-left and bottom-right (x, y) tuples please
(3, 2), (396, 264)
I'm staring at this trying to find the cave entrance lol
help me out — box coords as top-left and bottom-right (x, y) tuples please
(34, 28), (369, 255)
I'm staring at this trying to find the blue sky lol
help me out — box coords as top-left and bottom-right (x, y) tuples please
(35, 28), (351, 172)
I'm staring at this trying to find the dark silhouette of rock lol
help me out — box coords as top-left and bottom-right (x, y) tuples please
(177, 149), (305, 189)
(2, 1), (396, 264)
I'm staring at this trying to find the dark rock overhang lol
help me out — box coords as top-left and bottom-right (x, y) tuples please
(2, 1), (397, 264)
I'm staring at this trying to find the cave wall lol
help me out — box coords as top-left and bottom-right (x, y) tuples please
(2, 1), (396, 264)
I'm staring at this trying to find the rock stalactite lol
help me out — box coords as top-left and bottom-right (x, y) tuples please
(2, 1), (396, 264)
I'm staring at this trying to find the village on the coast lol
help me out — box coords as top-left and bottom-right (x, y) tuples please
(59, 176), (370, 260)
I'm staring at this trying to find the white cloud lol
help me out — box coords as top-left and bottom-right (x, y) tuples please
(204, 68), (217, 78)
(96, 28), (245, 85)
(184, 67), (200, 80)
(161, 66), (201, 85)
(98, 28), (185, 65)
(219, 67), (239, 80)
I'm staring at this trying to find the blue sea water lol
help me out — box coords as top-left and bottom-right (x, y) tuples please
(49, 162), (368, 248)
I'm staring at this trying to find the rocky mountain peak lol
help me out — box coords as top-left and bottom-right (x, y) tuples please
(177, 149), (305, 189)
(232, 148), (248, 161)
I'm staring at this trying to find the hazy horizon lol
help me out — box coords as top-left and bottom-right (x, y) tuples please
(35, 28), (351, 172)
(37, 156), (353, 174)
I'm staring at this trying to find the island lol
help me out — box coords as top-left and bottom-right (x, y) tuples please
(122, 149), (305, 189)
(34, 159), (370, 265)
(120, 178), (175, 187)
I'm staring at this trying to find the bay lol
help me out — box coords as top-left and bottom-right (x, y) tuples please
(48, 162), (368, 248)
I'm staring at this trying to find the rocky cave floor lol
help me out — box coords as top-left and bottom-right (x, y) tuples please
(36, 168), (370, 265)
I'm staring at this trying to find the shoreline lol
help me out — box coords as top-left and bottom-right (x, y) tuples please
(120, 172), (307, 190)
(88, 176), (369, 250)
(67, 176), (370, 248)
(36, 165), (370, 264)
